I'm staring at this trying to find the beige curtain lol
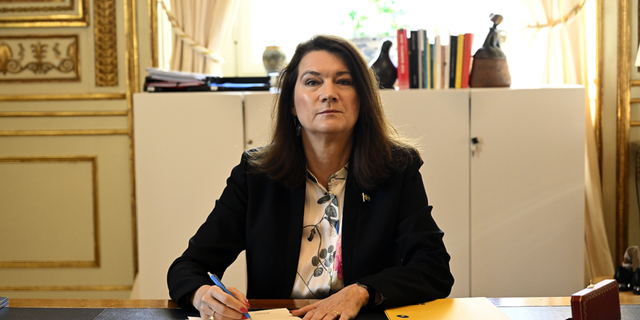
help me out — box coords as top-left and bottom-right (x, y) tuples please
(168, 0), (240, 75)
(517, 0), (614, 282)
(517, 0), (587, 84)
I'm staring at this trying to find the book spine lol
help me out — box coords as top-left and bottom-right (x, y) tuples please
(443, 43), (450, 89)
(449, 35), (457, 88)
(461, 33), (474, 88)
(409, 30), (419, 88)
(440, 46), (445, 89)
(397, 29), (410, 90)
(434, 35), (441, 89)
(425, 30), (431, 89)
(421, 30), (428, 89)
(417, 29), (424, 89)
(455, 34), (464, 88)
(430, 43), (435, 89)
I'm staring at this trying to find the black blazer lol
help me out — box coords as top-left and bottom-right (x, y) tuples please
(167, 151), (454, 310)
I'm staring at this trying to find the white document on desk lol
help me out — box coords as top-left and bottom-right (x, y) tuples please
(188, 308), (301, 320)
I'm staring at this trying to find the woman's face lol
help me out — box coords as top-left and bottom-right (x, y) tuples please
(292, 50), (360, 141)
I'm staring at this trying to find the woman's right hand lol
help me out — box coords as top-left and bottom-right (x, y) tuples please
(191, 285), (251, 320)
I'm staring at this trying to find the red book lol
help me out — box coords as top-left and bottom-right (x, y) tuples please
(396, 29), (409, 90)
(461, 33), (474, 88)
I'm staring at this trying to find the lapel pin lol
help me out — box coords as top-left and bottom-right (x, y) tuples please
(362, 193), (370, 202)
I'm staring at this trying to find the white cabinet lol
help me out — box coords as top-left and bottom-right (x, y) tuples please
(133, 92), (248, 299)
(133, 87), (584, 300)
(469, 87), (585, 297)
(379, 90), (471, 298)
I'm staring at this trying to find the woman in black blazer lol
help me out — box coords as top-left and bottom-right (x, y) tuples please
(167, 35), (454, 320)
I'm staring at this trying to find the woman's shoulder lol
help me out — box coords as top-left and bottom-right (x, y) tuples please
(226, 147), (276, 188)
(390, 144), (423, 172)
(238, 146), (284, 181)
(241, 146), (268, 164)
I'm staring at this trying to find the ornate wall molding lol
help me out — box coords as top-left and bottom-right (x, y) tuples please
(616, 0), (631, 264)
(0, 0), (89, 28)
(0, 285), (132, 291)
(94, 0), (118, 86)
(0, 34), (79, 83)
(0, 0), (141, 295)
(0, 129), (128, 136)
(0, 156), (100, 269)
(0, 93), (126, 101)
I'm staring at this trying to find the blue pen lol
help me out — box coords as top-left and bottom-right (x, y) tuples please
(208, 272), (251, 319)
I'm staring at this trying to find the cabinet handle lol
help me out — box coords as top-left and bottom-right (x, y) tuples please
(471, 137), (479, 156)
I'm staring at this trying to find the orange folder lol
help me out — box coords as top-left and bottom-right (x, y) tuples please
(384, 297), (510, 320)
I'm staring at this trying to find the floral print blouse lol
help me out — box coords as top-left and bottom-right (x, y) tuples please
(290, 165), (347, 298)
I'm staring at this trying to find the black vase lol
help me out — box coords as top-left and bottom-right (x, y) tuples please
(370, 40), (397, 89)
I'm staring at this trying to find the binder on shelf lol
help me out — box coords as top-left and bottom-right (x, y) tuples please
(455, 34), (464, 88)
(449, 35), (458, 88)
(408, 30), (420, 89)
(422, 29), (429, 89)
(461, 33), (474, 88)
(434, 35), (442, 89)
(441, 45), (447, 89)
(417, 29), (424, 89)
(396, 29), (410, 90)
(427, 42), (433, 89)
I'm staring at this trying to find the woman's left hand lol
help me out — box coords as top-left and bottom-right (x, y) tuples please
(290, 284), (369, 320)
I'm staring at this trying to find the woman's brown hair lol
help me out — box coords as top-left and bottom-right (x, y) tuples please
(248, 34), (418, 190)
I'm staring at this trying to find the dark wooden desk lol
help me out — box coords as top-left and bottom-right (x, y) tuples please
(0, 299), (328, 320)
(2, 297), (640, 320)
(489, 296), (640, 320)
(5, 298), (318, 309)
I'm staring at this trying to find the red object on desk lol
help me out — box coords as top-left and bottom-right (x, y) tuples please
(571, 279), (621, 320)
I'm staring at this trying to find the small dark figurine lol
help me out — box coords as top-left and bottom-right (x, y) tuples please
(370, 40), (397, 89)
(469, 13), (511, 87)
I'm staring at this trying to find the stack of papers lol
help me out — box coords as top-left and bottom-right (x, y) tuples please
(188, 308), (300, 320)
(144, 68), (271, 92)
(144, 68), (210, 92)
(147, 67), (210, 82)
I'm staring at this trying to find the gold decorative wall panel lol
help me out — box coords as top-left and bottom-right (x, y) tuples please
(0, 0), (89, 28)
(0, 129), (128, 136)
(0, 93), (126, 101)
(617, 0), (631, 263)
(0, 0), (144, 298)
(0, 134), (134, 296)
(0, 34), (79, 83)
(0, 156), (100, 268)
(94, 0), (118, 86)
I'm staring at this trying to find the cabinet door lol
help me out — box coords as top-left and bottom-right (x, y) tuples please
(381, 90), (470, 297)
(134, 92), (246, 299)
(244, 92), (275, 150)
(470, 87), (585, 297)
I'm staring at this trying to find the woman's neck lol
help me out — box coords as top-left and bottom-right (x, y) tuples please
(302, 133), (353, 189)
